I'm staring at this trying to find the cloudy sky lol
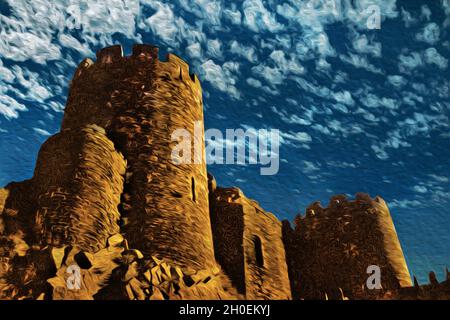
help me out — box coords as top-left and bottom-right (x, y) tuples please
(0, 0), (449, 282)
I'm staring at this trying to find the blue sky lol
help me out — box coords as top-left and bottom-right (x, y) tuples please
(0, 0), (449, 282)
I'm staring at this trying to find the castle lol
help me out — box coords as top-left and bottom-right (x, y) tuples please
(0, 44), (448, 300)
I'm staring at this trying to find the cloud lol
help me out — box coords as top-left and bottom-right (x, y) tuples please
(413, 185), (428, 194)
(398, 51), (424, 72)
(229, 40), (258, 63)
(0, 0), (141, 65)
(415, 22), (440, 44)
(360, 93), (398, 110)
(0, 27), (61, 64)
(144, 2), (181, 46)
(420, 5), (432, 21)
(223, 6), (242, 25)
(242, 0), (283, 33)
(389, 199), (422, 209)
(351, 33), (382, 57)
(177, 0), (222, 26)
(33, 127), (52, 136)
(280, 131), (312, 145)
(387, 75), (407, 88)
(251, 50), (305, 89)
(9, 66), (52, 103)
(0, 94), (27, 119)
(332, 90), (354, 106)
(186, 43), (203, 60)
(339, 53), (382, 73)
(270, 106), (311, 126)
(198, 60), (241, 99)
(246, 78), (262, 88)
(302, 161), (320, 174)
(0, 59), (15, 83)
(206, 39), (223, 60)
(58, 34), (92, 57)
(423, 48), (448, 70)
(401, 7), (417, 28)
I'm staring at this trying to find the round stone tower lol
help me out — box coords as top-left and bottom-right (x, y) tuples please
(61, 44), (215, 271)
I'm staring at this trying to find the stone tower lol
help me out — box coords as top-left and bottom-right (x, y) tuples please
(32, 125), (126, 253)
(282, 193), (412, 299)
(61, 44), (215, 271)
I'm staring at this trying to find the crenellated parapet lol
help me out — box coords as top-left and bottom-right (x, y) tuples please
(283, 193), (412, 300)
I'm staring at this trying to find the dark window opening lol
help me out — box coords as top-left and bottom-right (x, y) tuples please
(253, 235), (264, 267)
(191, 177), (196, 202)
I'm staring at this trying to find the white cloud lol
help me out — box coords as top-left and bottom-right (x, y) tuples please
(9, 66), (52, 103)
(415, 22), (440, 44)
(340, 53), (382, 73)
(270, 106), (311, 126)
(398, 51), (424, 72)
(252, 64), (284, 85)
(186, 43), (203, 60)
(280, 131), (312, 144)
(387, 75), (407, 88)
(177, 0), (222, 26)
(223, 6), (242, 25)
(145, 2), (180, 46)
(389, 199), (422, 209)
(401, 7), (417, 28)
(420, 5), (432, 21)
(351, 33), (382, 57)
(0, 59), (15, 83)
(0, 94), (27, 119)
(206, 39), (223, 60)
(242, 0), (283, 33)
(33, 127), (51, 136)
(360, 93), (398, 110)
(424, 48), (448, 70)
(302, 160), (320, 174)
(58, 34), (92, 57)
(0, 0), (140, 65)
(229, 40), (258, 63)
(0, 28), (61, 64)
(198, 60), (241, 99)
(413, 185), (428, 194)
(332, 90), (354, 106)
(246, 78), (262, 88)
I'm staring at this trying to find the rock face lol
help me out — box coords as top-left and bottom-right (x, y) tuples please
(0, 44), (447, 300)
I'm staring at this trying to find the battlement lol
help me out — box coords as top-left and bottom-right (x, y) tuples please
(302, 193), (387, 219)
(74, 44), (200, 88)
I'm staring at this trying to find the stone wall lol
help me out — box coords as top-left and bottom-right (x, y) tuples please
(209, 175), (291, 300)
(283, 193), (412, 299)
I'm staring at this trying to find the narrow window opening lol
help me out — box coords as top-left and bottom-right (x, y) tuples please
(191, 177), (196, 202)
(253, 235), (264, 267)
